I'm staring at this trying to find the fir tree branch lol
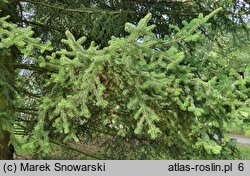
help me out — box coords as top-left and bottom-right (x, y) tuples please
(21, 0), (135, 14)
(14, 108), (38, 119)
(12, 85), (41, 98)
(161, 7), (223, 46)
(10, 63), (56, 72)
(20, 0), (250, 16)
(15, 107), (38, 112)
(14, 123), (32, 135)
(20, 19), (64, 33)
(128, 0), (192, 3)
(15, 109), (38, 116)
(15, 117), (34, 123)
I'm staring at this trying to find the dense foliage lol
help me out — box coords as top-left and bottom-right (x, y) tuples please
(0, 0), (249, 159)
(20, 0), (250, 47)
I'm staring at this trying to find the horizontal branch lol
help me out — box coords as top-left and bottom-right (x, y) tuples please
(21, 0), (135, 14)
(10, 63), (56, 72)
(128, 0), (192, 4)
(21, 0), (250, 16)
(15, 107), (38, 112)
(13, 84), (42, 98)
(20, 19), (64, 33)
(15, 117), (34, 123)
(15, 109), (38, 116)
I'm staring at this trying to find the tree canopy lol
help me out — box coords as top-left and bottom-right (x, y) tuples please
(0, 0), (249, 159)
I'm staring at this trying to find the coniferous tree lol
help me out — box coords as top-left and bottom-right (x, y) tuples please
(0, 0), (249, 159)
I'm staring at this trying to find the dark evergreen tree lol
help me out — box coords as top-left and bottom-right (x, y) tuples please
(0, 0), (249, 159)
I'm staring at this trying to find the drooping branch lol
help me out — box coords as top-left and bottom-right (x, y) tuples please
(10, 63), (57, 72)
(127, 0), (192, 4)
(14, 108), (38, 116)
(15, 107), (38, 112)
(12, 84), (42, 98)
(21, 0), (135, 14)
(20, 19), (64, 33)
(20, 0), (250, 16)
(15, 117), (34, 123)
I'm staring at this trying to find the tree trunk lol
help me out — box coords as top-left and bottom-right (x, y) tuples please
(0, 0), (19, 160)
(0, 131), (14, 160)
(0, 49), (17, 160)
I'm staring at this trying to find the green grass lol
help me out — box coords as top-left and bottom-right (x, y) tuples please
(239, 145), (250, 160)
(227, 121), (250, 159)
(227, 123), (250, 138)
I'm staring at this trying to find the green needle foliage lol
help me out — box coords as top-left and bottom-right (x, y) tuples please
(0, 15), (51, 129)
(1, 4), (249, 159)
(0, 15), (51, 158)
(22, 8), (246, 159)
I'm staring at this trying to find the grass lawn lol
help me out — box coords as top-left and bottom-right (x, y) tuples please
(227, 122), (250, 159)
(239, 145), (250, 160)
(15, 134), (250, 160)
(227, 123), (250, 138)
